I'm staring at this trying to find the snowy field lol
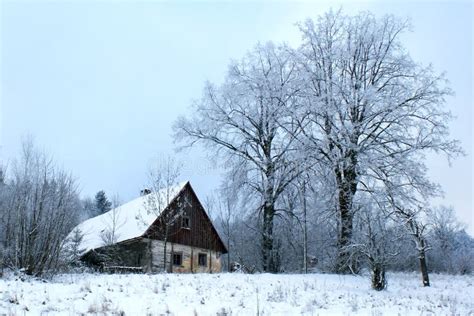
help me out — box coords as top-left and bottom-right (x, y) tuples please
(1, 272), (473, 315)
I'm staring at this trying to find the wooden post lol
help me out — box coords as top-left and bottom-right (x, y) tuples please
(148, 239), (153, 273)
(191, 247), (194, 273)
(170, 243), (174, 273)
(209, 249), (212, 273)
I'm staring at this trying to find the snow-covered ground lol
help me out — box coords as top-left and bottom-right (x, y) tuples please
(1, 272), (473, 315)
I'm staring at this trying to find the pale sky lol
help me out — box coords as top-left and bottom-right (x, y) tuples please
(1, 1), (472, 233)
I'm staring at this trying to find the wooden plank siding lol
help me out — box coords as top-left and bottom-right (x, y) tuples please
(144, 182), (227, 254)
(156, 241), (221, 273)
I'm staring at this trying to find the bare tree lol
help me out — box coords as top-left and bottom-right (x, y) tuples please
(428, 206), (473, 274)
(215, 186), (238, 272)
(144, 156), (183, 272)
(295, 10), (461, 273)
(386, 198), (431, 286)
(203, 194), (224, 273)
(96, 195), (127, 267)
(100, 195), (124, 246)
(403, 209), (431, 287)
(219, 198), (233, 272)
(296, 176), (310, 273)
(0, 138), (81, 276)
(174, 43), (305, 272)
(352, 206), (401, 290)
(0, 163), (8, 276)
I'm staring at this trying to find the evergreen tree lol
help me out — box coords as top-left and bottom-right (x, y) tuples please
(95, 190), (112, 215)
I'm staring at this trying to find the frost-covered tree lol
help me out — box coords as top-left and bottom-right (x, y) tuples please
(0, 164), (9, 276)
(174, 43), (305, 272)
(216, 188), (237, 272)
(98, 195), (125, 266)
(386, 199), (431, 286)
(295, 10), (461, 273)
(100, 195), (123, 246)
(352, 205), (402, 290)
(63, 228), (85, 266)
(428, 206), (474, 274)
(80, 196), (98, 220)
(448, 230), (474, 275)
(0, 139), (81, 276)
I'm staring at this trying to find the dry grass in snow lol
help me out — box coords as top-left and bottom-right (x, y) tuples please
(1, 272), (473, 315)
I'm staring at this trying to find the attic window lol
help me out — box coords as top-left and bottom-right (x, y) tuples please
(182, 216), (190, 229)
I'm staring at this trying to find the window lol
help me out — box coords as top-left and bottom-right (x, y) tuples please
(198, 253), (207, 267)
(173, 252), (183, 266)
(182, 216), (190, 229)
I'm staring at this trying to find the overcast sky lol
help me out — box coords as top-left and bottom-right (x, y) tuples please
(1, 1), (472, 233)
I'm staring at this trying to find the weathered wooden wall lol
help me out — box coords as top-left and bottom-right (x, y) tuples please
(148, 239), (222, 273)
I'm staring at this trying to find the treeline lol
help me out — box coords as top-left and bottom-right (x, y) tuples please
(0, 139), (471, 283)
(211, 196), (473, 277)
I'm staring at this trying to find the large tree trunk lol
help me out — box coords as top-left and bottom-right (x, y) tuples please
(334, 162), (357, 274)
(406, 217), (431, 287)
(262, 204), (277, 273)
(418, 239), (430, 287)
(227, 235), (231, 272)
(371, 262), (387, 291)
(335, 190), (354, 273)
(261, 154), (279, 273)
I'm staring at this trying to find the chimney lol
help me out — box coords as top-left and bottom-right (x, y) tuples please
(140, 188), (152, 196)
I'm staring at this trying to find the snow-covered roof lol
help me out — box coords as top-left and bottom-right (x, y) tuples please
(66, 182), (188, 254)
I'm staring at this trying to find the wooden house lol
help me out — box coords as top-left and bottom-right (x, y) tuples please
(66, 181), (227, 273)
